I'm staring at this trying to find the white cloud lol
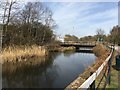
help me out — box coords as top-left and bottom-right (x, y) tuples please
(53, 3), (97, 28)
(49, 2), (118, 38)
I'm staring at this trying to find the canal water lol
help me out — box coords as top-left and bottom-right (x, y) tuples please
(2, 51), (96, 88)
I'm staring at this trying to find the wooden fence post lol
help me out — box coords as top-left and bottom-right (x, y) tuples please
(107, 59), (111, 85)
(103, 49), (114, 89)
(107, 48), (114, 85)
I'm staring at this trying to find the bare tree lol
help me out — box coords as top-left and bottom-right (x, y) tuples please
(96, 28), (105, 36)
(1, 0), (21, 46)
(110, 25), (120, 44)
(1, 1), (56, 46)
(96, 28), (105, 42)
(2, 0), (18, 31)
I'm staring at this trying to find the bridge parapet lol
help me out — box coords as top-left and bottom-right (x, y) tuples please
(63, 41), (96, 46)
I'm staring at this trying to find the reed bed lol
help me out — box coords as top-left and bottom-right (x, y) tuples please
(48, 45), (75, 52)
(1, 45), (48, 63)
(93, 44), (109, 57)
(58, 46), (76, 52)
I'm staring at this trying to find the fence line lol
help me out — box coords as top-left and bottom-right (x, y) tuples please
(79, 48), (114, 89)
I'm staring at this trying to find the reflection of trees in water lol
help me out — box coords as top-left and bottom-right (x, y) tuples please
(63, 51), (75, 57)
(2, 52), (61, 88)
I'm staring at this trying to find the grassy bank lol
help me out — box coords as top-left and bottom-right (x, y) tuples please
(46, 44), (76, 52)
(1, 45), (48, 64)
(93, 44), (110, 57)
(58, 46), (76, 52)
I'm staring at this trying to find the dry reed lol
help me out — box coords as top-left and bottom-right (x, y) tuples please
(1, 45), (48, 63)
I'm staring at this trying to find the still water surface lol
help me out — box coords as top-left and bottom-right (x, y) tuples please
(2, 52), (96, 88)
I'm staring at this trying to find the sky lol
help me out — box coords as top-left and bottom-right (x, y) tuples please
(42, 2), (118, 38)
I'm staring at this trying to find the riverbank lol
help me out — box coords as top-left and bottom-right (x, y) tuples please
(1, 45), (48, 64)
(66, 44), (111, 89)
(1, 45), (75, 64)
(46, 44), (76, 52)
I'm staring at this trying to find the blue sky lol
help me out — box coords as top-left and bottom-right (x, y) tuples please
(42, 2), (118, 38)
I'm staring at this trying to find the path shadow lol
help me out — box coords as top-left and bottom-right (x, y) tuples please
(112, 65), (120, 71)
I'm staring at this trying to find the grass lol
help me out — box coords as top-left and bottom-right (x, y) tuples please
(93, 44), (110, 57)
(1, 45), (48, 63)
(47, 44), (76, 52)
(58, 46), (76, 52)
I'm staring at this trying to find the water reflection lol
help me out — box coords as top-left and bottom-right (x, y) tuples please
(63, 51), (75, 57)
(2, 53), (60, 88)
(2, 52), (96, 88)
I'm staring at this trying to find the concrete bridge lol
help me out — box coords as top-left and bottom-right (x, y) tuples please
(60, 41), (96, 51)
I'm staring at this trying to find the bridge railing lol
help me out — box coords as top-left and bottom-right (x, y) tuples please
(63, 41), (96, 45)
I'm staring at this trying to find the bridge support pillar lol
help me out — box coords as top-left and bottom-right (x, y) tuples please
(76, 47), (79, 50)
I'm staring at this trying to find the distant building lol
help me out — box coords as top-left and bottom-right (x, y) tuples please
(56, 36), (64, 42)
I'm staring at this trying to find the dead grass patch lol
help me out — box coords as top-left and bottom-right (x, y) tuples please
(1, 45), (48, 63)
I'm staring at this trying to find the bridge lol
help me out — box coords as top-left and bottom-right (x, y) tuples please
(60, 41), (96, 52)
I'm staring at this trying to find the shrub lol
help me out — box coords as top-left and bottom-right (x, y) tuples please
(93, 44), (108, 57)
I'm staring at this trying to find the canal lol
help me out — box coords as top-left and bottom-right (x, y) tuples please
(2, 51), (96, 88)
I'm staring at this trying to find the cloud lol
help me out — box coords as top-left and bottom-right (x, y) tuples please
(46, 2), (118, 38)
(52, 3), (97, 28)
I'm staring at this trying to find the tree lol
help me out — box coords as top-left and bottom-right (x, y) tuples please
(64, 34), (79, 42)
(79, 35), (96, 41)
(96, 29), (104, 37)
(109, 25), (120, 45)
(96, 29), (105, 42)
(1, 1), (56, 47)
(1, 0), (19, 46)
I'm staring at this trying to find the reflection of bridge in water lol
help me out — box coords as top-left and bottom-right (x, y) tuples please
(60, 41), (96, 52)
